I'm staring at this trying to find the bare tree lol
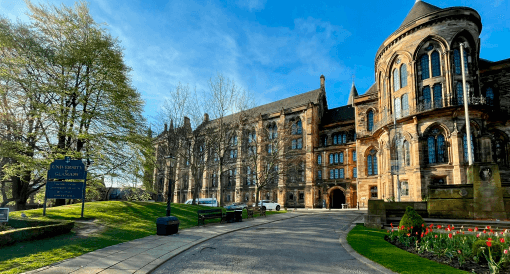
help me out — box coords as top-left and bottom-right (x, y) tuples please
(241, 119), (302, 207)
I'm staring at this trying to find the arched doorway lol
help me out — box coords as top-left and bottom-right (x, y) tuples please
(330, 189), (345, 209)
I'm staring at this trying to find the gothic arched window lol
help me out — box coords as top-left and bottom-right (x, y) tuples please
(421, 54), (430, 80)
(433, 83), (442, 108)
(394, 97), (401, 118)
(370, 186), (378, 198)
(491, 131), (508, 166)
(367, 110), (374, 131)
(431, 51), (441, 77)
(329, 154), (334, 164)
(367, 149), (378, 176)
(486, 87), (494, 106)
(339, 152), (344, 163)
(393, 68), (400, 91)
(427, 128), (448, 164)
(400, 64), (407, 88)
(454, 48), (469, 75)
(404, 140), (410, 166)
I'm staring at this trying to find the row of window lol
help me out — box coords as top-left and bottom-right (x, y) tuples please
(317, 168), (357, 180)
(321, 132), (356, 146)
(317, 151), (356, 165)
(369, 181), (409, 199)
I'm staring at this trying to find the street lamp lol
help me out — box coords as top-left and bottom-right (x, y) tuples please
(164, 155), (176, 216)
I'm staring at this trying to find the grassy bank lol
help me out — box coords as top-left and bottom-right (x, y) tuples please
(346, 224), (467, 274)
(1, 201), (286, 274)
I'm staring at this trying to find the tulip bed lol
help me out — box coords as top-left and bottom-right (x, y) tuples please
(386, 223), (510, 274)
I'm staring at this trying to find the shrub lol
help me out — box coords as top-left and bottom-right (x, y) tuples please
(472, 238), (503, 263)
(398, 206), (425, 236)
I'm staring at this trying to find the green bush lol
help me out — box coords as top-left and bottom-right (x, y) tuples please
(398, 206), (425, 236)
(472, 238), (503, 263)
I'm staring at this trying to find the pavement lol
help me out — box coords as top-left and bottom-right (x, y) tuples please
(24, 210), (393, 274)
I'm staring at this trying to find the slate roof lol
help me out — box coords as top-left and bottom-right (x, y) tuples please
(209, 88), (324, 125)
(321, 105), (355, 125)
(364, 83), (377, 95)
(399, 0), (442, 29)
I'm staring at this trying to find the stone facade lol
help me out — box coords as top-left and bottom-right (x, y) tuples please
(154, 1), (510, 209)
(354, 1), (510, 207)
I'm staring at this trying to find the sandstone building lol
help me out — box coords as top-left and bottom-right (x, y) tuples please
(154, 0), (510, 208)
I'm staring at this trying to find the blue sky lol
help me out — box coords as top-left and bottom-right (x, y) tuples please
(1, 0), (509, 128)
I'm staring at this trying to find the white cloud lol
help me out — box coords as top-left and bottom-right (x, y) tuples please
(236, 0), (267, 11)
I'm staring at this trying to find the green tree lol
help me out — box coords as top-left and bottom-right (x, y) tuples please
(0, 1), (149, 210)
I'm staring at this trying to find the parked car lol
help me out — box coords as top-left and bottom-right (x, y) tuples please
(224, 202), (248, 210)
(257, 200), (281, 211)
(184, 198), (218, 207)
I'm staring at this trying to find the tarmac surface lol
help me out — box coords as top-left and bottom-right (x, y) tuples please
(24, 209), (395, 274)
(153, 211), (388, 274)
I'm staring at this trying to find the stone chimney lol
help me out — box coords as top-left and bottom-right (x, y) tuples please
(320, 75), (325, 89)
(203, 113), (209, 123)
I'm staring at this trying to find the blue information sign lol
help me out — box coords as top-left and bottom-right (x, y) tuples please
(47, 157), (86, 180)
(46, 181), (85, 199)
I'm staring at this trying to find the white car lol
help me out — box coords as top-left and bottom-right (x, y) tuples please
(257, 200), (281, 211)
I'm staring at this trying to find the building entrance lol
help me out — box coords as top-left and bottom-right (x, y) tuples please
(330, 189), (345, 209)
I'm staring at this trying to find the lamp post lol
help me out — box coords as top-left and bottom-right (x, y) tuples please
(460, 43), (473, 165)
(156, 155), (180, 236)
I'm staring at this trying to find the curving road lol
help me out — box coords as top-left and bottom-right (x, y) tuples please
(153, 212), (382, 274)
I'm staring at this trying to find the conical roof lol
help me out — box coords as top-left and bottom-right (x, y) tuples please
(399, 0), (442, 29)
(347, 82), (358, 106)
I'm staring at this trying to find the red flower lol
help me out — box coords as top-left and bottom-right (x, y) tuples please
(411, 226), (414, 229)
(422, 224), (425, 227)
(484, 230), (487, 234)
(452, 225), (455, 230)
(487, 241), (493, 247)
(430, 223), (434, 228)
(435, 235), (438, 238)
(407, 233), (411, 237)
(468, 228), (473, 232)
(437, 225), (442, 229)
(475, 227), (479, 232)
(421, 232), (424, 238)
(458, 250), (462, 254)
(488, 238), (493, 241)
(416, 232), (418, 235)
(390, 223), (393, 228)
(500, 238), (505, 243)
(448, 233), (453, 239)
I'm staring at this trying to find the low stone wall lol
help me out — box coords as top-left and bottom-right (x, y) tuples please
(428, 184), (474, 219)
(0, 217), (74, 247)
(364, 200), (427, 228)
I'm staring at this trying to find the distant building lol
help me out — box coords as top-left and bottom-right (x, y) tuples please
(154, 0), (510, 208)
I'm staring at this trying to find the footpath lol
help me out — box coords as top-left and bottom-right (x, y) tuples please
(25, 213), (302, 274)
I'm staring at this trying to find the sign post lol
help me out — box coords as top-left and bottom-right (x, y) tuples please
(44, 157), (87, 217)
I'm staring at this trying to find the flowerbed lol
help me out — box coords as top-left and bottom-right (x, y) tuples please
(386, 223), (510, 274)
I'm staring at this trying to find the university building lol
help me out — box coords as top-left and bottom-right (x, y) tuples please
(154, 0), (510, 208)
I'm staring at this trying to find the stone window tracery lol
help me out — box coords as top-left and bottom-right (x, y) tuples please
(393, 68), (400, 91)
(401, 64), (408, 88)
(421, 54), (430, 80)
(433, 83), (442, 108)
(367, 110), (374, 131)
(431, 51), (441, 77)
(367, 149), (378, 176)
(486, 87), (494, 106)
(427, 128), (448, 164)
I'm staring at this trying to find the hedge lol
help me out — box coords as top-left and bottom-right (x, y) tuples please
(0, 218), (74, 247)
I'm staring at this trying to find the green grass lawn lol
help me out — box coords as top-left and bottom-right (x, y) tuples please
(347, 224), (467, 274)
(0, 201), (286, 274)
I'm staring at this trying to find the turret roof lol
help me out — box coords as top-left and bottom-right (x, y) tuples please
(399, 0), (442, 29)
(347, 82), (358, 106)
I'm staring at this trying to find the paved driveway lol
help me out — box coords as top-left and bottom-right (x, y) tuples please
(153, 212), (382, 274)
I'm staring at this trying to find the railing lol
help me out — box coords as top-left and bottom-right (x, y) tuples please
(357, 95), (490, 138)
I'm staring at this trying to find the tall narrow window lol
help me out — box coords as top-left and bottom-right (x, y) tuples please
(428, 136), (436, 164)
(401, 94), (409, 116)
(339, 152), (344, 163)
(329, 154), (333, 164)
(370, 186), (378, 198)
(431, 51), (441, 77)
(367, 149), (378, 175)
(342, 134), (347, 143)
(367, 155), (373, 175)
(421, 54), (430, 80)
(437, 134), (445, 163)
(318, 170), (322, 179)
(353, 167), (357, 178)
(433, 84), (443, 108)
(340, 169), (344, 179)
(423, 86), (431, 110)
(456, 82), (464, 105)
(400, 64), (407, 87)
(333, 134), (338, 145)
(297, 120), (302, 134)
(454, 48), (469, 75)
(393, 68), (400, 91)
(334, 169), (339, 179)
(330, 170), (334, 179)
(297, 138), (303, 149)
(404, 140), (410, 166)
(367, 110), (374, 131)
(463, 134), (475, 163)
(486, 87), (494, 106)
(334, 153), (338, 164)
(318, 155), (322, 165)
(394, 97), (402, 118)
(353, 151), (357, 162)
